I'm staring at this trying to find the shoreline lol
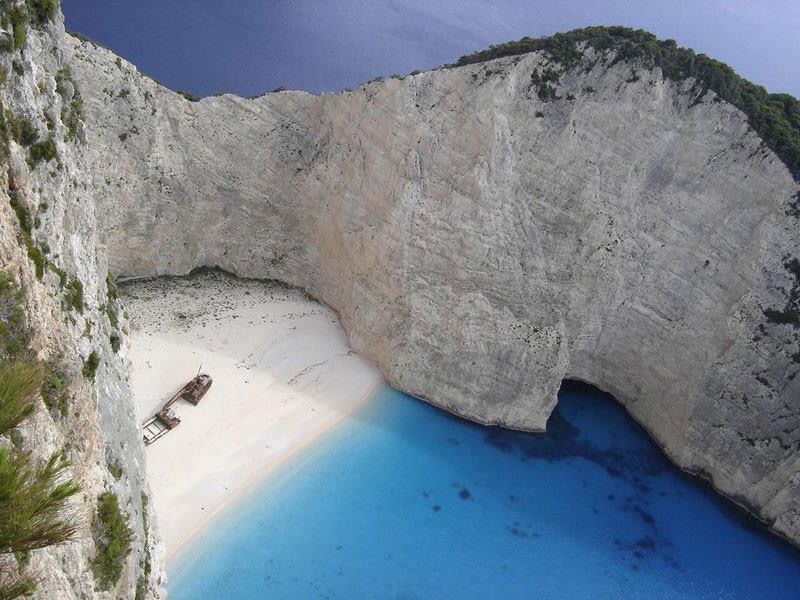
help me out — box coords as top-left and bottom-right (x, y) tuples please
(167, 379), (380, 561)
(121, 271), (383, 559)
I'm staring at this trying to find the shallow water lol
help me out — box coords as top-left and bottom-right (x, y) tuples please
(169, 382), (800, 599)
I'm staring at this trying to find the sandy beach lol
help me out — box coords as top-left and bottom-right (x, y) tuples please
(120, 271), (381, 558)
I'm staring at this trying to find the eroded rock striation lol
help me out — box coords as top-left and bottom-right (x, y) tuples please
(67, 30), (800, 546)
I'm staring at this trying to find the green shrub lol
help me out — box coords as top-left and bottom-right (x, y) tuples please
(0, 269), (80, 597)
(8, 192), (33, 240)
(41, 361), (68, 417)
(6, 114), (38, 147)
(109, 334), (120, 353)
(82, 351), (99, 380)
(0, 32), (13, 54)
(17, 119), (37, 146)
(0, 273), (28, 359)
(106, 459), (123, 481)
(0, 360), (39, 436)
(27, 137), (57, 167)
(7, 6), (28, 50)
(64, 278), (83, 313)
(106, 271), (118, 301)
(105, 303), (118, 329)
(48, 263), (67, 287)
(26, 0), (59, 27)
(452, 26), (800, 181)
(0, 449), (80, 554)
(26, 244), (45, 280)
(0, 577), (37, 599)
(64, 95), (83, 141)
(176, 89), (200, 102)
(91, 492), (132, 591)
(56, 67), (84, 142)
(537, 83), (558, 101)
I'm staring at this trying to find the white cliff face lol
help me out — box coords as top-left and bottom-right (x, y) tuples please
(0, 10), (163, 600)
(67, 36), (800, 548)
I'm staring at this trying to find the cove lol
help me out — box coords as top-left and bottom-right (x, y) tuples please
(168, 382), (800, 599)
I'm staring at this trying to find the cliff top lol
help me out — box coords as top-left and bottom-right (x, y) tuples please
(451, 26), (800, 182)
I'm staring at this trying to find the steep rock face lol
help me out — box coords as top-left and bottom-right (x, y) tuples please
(66, 36), (799, 545)
(0, 10), (163, 599)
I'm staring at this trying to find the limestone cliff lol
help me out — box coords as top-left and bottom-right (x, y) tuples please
(66, 29), (800, 548)
(3, 3), (799, 596)
(0, 4), (163, 598)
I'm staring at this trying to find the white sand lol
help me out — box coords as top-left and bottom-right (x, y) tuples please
(120, 271), (381, 558)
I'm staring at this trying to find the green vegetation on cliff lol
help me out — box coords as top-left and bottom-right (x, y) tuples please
(0, 272), (80, 600)
(0, 1), (60, 54)
(453, 26), (800, 182)
(91, 491), (133, 591)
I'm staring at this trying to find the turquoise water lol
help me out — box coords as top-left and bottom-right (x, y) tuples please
(169, 382), (800, 599)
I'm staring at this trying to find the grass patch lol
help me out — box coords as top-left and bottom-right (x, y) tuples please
(91, 492), (133, 591)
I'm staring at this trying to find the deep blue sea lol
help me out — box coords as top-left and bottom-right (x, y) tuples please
(62, 0), (800, 97)
(169, 383), (800, 599)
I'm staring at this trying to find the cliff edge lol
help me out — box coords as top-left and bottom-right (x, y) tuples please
(67, 27), (800, 549)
